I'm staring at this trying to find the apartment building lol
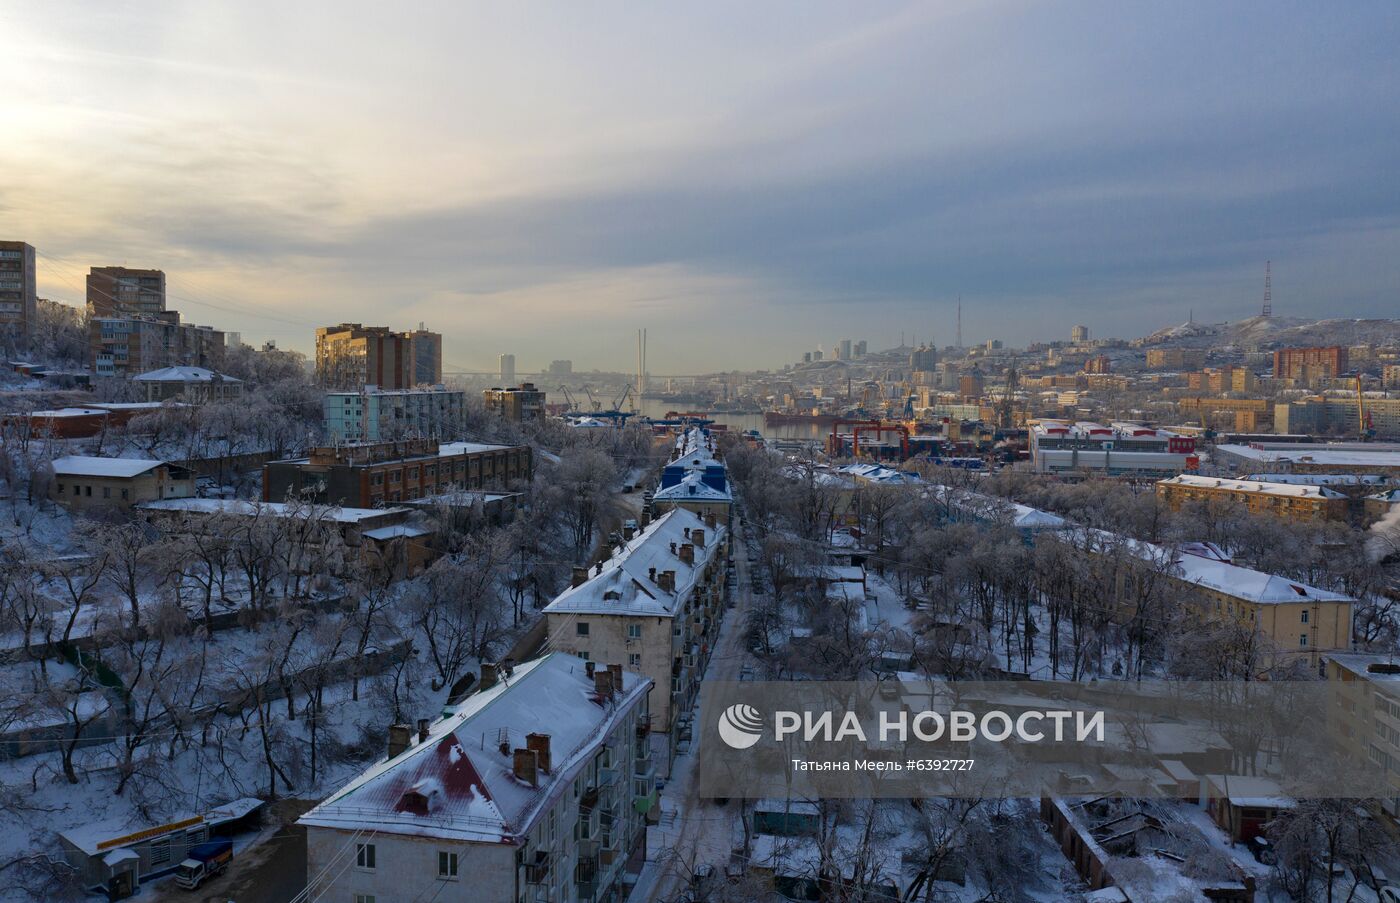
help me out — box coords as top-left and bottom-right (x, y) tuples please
(263, 438), (532, 507)
(1274, 346), (1348, 382)
(324, 386), (465, 441)
(1214, 442), (1400, 477)
(315, 323), (443, 390)
(1275, 396), (1400, 440)
(1145, 348), (1206, 370)
(1156, 474), (1349, 521)
(544, 507), (728, 771)
(1176, 397), (1273, 432)
(89, 314), (225, 377)
(1185, 367), (1256, 394)
(651, 427), (732, 523)
(50, 456), (196, 512)
(300, 653), (656, 903)
(483, 382), (545, 422)
(86, 266), (165, 317)
(1084, 532), (1354, 669)
(1325, 653), (1400, 817)
(0, 240), (37, 339)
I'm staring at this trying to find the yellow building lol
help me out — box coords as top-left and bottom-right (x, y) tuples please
(1156, 474), (1349, 521)
(1325, 653), (1400, 817)
(50, 456), (195, 512)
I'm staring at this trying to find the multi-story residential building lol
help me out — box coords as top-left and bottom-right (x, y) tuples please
(1156, 474), (1349, 521)
(50, 456), (196, 512)
(1384, 364), (1400, 389)
(0, 240), (38, 339)
(1186, 366), (1256, 394)
(315, 323), (442, 390)
(86, 266), (165, 317)
(405, 326), (443, 385)
(299, 653), (656, 903)
(1275, 396), (1400, 439)
(1145, 348), (1206, 370)
(1176, 396), (1274, 432)
(1071, 324), (1090, 344)
(651, 428), (732, 524)
(483, 382), (545, 422)
(324, 386), (465, 441)
(1324, 653), (1400, 817)
(1078, 531), (1354, 670)
(1029, 421), (1198, 477)
(89, 314), (225, 377)
(549, 359), (574, 376)
(263, 438), (532, 507)
(1274, 346), (1348, 382)
(132, 366), (243, 403)
(544, 507), (727, 772)
(498, 352), (516, 385)
(909, 344), (937, 372)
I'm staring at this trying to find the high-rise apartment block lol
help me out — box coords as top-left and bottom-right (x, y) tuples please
(548, 359), (573, 376)
(89, 315), (225, 377)
(909, 343), (938, 372)
(315, 323), (442, 390)
(483, 382), (545, 422)
(1071, 324), (1090, 344)
(1273, 346), (1348, 383)
(0, 241), (37, 339)
(86, 266), (166, 317)
(498, 353), (516, 385)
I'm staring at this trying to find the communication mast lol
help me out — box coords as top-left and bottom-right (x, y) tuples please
(956, 296), (963, 348)
(1261, 261), (1272, 318)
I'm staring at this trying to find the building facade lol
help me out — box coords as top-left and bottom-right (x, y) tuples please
(133, 366), (243, 403)
(1145, 348), (1206, 370)
(1274, 346), (1348, 382)
(50, 456), (196, 512)
(300, 654), (656, 903)
(263, 438), (532, 507)
(315, 323), (441, 390)
(0, 240), (37, 340)
(324, 387), (465, 441)
(1030, 421), (1198, 477)
(1325, 653), (1400, 817)
(498, 353), (516, 385)
(483, 383), (545, 422)
(544, 507), (728, 771)
(89, 315), (225, 377)
(1156, 474), (1349, 521)
(405, 327), (443, 385)
(86, 266), (165, 317)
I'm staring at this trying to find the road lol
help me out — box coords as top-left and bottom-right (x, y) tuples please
(643, 511), (760, 902)
(145, 800), (312, 903)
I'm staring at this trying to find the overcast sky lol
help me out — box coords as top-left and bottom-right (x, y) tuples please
(2, 1), (1398, 373)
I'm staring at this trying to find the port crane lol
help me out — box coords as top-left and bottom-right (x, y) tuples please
(556, 385), (579, 412)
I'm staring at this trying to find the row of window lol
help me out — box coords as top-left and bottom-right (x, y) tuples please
(56, 483), (130, 500)
(575, 622), (643, 640)
(353, 843), (458, 878)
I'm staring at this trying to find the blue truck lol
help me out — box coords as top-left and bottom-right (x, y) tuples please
(175, 838), (233, 890)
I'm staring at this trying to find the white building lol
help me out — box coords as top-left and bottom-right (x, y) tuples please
(544, 507), (727, 772)
(1029, 420), (1199, 477)
(300, 653), (655, 903)
(324, 386), (465, 442)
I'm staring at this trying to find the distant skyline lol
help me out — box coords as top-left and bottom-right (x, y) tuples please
(2, 1), (1398, 372)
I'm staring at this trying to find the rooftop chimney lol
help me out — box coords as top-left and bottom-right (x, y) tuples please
(607, 663), (623, 692)
(513, 748), (539, 787)
(692, 529), (706, 548)
(648, 566), (657, 582)
(417, 718), (430, 743)
(669, 541), (677, 554)
(683, 527), (691, 539)
(388, 723), (413, 758)
(480, 662), (499, 692)
(585, 660), (597, 679)
(705, 511), (717, 529)
(594, 668), (615, 698)
(526, 732), (552, 773)
(641, 510), (651, 527)
(658, 570), (676, 593)
(623, 525), (635, 541)
(679, 543), (695, 565)
(595, 561), (603, 575)
(572, 566), (589, 588)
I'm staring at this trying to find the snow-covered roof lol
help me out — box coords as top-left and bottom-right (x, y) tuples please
(544, 507), (725, 618)
(834, 463), (922, 485)
(61, 798), (266, 856)
(138, 498), (411, 524)
(133, 366), (240, 383)
(299, 653), (649, 844)
(1244, 473), (1387, 486)
(1325, 652), (1400, 682)
(1158, 474), (1346, 500)
(1369, 489), (1400, 503)
(438, 441), (514, 457)
(932, 486), (1067, 531)
(362, 524), (432, 541)
(1216, 444), (1400, 469)
(50, 456), (167, 479)
(653, 471), (732, 502)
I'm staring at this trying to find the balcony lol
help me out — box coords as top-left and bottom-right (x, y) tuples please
(523, 850), (550, 884)
(635, 715), (652, 738)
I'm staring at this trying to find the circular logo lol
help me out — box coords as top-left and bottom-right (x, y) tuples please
(717, 703), (764, 749)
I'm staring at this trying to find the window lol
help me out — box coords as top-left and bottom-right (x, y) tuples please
(103, 487), (111, 499)
(1299, 634), (1309, 647)
(629, 653), (641, 668)
(576, 622), (590, 636)
(438, 850), (459, 879)
(85, 485), (92, 497)
(627, 624), (641, 639)
(1300, 610), (1309, 623)
(356, 842), (376, 870)
(56, 483), (64, 494)
(355, 896), (376, 903)
(578, 650), (590, 662)
(121, 489), (129, 500)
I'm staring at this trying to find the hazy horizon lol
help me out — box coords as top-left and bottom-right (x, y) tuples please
(4, 1), (1399, 371)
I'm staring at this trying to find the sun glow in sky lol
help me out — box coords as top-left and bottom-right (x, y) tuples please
(2, 1), (1398, 371)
